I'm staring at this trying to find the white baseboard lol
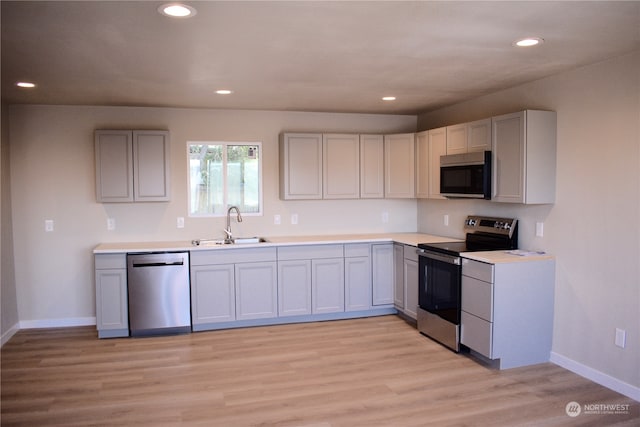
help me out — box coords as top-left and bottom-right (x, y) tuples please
(550, 352), (640, 402)
(19, 317), (96, 330)
(1, 322), (20, 347)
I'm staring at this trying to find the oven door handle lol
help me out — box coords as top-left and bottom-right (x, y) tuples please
(417, 249), (461, 265)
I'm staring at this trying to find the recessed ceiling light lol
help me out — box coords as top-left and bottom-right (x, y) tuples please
(514, 37), (544, 47)
(16, 81), (36, 88)
(216, 90), (233, 95)
(382, 96), (396, 101)
(158, 3), (197, 18)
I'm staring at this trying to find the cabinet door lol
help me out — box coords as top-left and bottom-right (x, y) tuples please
(279, 133), (323, 200)
(393, 243), (404, 309)
(278, 259), (312, 316)
(95, 268), (128, 332)
(235, 262), (278, 320)
(312, 258), (345, 314)
(95, 130), (134, 202)
(446, 124), (467, 155)
(345, 256), (372, 311)
(384, 133), (415, 198)
(428, 127), (447, 199)
(415, 131), (430, 198)
(371, 243), (394, 305)
(404, 257), (419, 320)
(133, 131), (170, 201)
(492, 112), (525, 203)
(191, 264), (235, 324)
(467, 119), (492, 152)
(323, 134), (360, 199)
(360, 134), (385, 198)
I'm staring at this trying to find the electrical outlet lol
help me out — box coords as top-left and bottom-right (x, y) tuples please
(274, 214), (281, 225)
(107, 218), (116, 231)
(291, 213), (298, 225)
(177, 217), (185, 228)
(444, 214), (449, 226)
(615, 328), (626, 348)
(45, 219), (54, 232)
(382, 212), (389, 223)
(536, 222), (544, 237)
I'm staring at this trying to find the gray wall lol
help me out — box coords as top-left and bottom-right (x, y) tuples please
(417, 51), (640, 390)
(6, 106), (416, 327)
(1, 102), (19, 344)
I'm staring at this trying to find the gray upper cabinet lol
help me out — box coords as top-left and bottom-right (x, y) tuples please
(492, 111), (556, 204)
(95, 130), (170, 202)
(359, 134), (385, 199)
(323, 134), (360, 199)
(446, 119), (491, 155)
(384, 133), (415, 198)
(279, 133), (323, 200)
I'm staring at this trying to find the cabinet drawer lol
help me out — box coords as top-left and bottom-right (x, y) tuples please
(403, 244), (418, 262)
(461, 276), (493, 321)
(344, 243), (370, 258)
(95, 253), (126, 269)
(191, 247), (277, 265)
(461, 311), (493, 359)
(462, 258), (493, 282)
(277, 244), (343, 260)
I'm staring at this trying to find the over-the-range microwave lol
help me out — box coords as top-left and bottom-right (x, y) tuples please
(440, 150), (491, 199)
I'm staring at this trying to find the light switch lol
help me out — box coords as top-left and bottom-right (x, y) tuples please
(536, 222), (544, 237)
(291, 213), (298, 225)
(107, 218), (116, 231)
(45, 219), (54, 232)
(274, 214), (281, 225)
(177, 217), (185, 228)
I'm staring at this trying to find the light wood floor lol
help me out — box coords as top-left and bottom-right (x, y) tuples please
(1, 315), (637, 426)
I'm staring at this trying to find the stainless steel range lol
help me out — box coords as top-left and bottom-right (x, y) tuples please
(416, 215), (518, 352)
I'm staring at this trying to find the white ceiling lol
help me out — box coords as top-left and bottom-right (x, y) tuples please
(2, 1), (639, 115)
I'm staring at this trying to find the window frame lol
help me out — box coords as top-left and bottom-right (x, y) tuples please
(187, 140), (263, 218)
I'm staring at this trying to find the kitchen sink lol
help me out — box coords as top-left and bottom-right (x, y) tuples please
(191, 237), (268, 246)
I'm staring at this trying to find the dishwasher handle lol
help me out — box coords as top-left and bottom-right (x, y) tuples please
(132, 260), (185, 268)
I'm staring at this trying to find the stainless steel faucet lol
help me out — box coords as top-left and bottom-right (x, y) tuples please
(224, 206), (243, 244)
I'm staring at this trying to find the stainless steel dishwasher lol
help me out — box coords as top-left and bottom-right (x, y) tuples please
(127, 252), (191, 337)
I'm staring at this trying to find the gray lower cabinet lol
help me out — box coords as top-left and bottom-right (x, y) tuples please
(460, 257), (555, 369)
(95, 254), (128, 338)
(235, 262), (278, 320)
(344, 244), (372, 311)
(403, 245), (419, 319)
(393, 243), (404, 309)
(190, 247), (277, 326)
(371, 243), (394, 306)
(312, 258), (345, 314)
(277, 259), (312, 316)
(277, 244), (345, 315)
(191, 264), (235, 324)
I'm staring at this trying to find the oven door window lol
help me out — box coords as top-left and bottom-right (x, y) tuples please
(419, 256), (461, 324)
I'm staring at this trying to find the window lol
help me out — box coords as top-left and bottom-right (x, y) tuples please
(188, 142), (262, 216)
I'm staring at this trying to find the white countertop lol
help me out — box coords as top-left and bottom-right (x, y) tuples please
(462, 250), (555, 264)
(93, 233), (461, 254)
(93, 234), (554, 264)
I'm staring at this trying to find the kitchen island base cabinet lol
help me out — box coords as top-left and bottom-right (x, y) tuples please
(460, 257), (555, 369)
(95, 254), (128, 338)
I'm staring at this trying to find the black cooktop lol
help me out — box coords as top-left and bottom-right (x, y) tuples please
(418, 215), (519, 256)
